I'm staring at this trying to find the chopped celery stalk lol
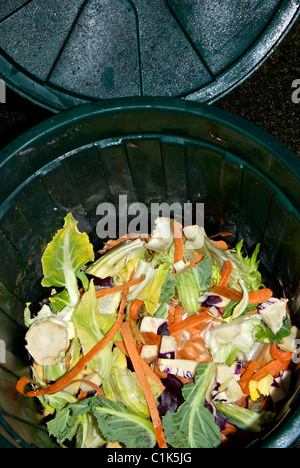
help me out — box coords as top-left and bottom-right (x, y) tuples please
(214, 401), (274, 432)
(173, 265), (200, 314)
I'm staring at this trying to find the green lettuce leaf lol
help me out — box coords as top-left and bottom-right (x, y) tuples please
(41, 213), (94, 308)
(196, 231), (262, 293)
(72, 280), (113, 379)
(162, 363), (221, 448)
(47, 393), (157, 448)
(137, 262), (171, 316)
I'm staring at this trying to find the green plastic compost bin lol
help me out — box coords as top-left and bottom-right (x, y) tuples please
(0, 97), (299, 448)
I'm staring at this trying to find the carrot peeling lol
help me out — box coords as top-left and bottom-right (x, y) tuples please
(270, 343), (294, 362)
(172, 221), (184, 263)
(168, 310), (212, 336)
(96, 274), (146, 299)
(210, 240), (228, 250)
(100, 233), (149, 252)
(219, 261), (233, 287)
(209, 231), (233, 239)
(121, 321), (168, 448)
(193, 251), (203, 263)
(211, 285), (273, 304)
(130, 299), (144, 321)
(251, 359), (291, 383)
(238, 360), (260, 395)
(72, 379), (105, 398)
(114, 340), (165, 393)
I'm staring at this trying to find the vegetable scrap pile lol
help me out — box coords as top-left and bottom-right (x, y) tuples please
(17, 214), (299, 448)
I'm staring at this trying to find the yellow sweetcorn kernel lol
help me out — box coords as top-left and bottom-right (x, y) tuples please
(249, 373), (274, 401)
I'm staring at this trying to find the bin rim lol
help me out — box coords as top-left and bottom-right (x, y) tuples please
(0, 96), (299, 179)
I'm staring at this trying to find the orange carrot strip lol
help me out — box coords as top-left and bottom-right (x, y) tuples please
(172, 221), (184, 263)
(221, 423), (241, 435)
(130, 299), (144, 321)
(65, 353), (72, 371)
(138, 360), (165, 393)
(77, 391), (88, 401)
(270, 343), (294, 363)
(175, 375), (194, 385)
(193, 251), (203, 263)
(210, 285), (242, 302)
(219, 261), (233, 287)
(16, 274), (137, 398)
(121, 321), (168, 448)
(211, 285), (273, 304)
(95, 274), (146, 299)
(238, 360), (260, 395)
(100, 233), (149, 252)
(211, 240), (228, 250)
(235, 396), (247, 408)
(168, 305), (176, 326)
(209, 232), (233, 239)
(173, 304), (185, 324)
(114, 340), (127, 355)
(168, 310), (211, 336)
(251, 359), (291, 383)
(141, 332), (162, 347)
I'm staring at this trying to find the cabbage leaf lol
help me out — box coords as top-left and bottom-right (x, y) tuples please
(91, 396), (156, 448)
(162, 363), (221, 448)
(85, 239), (146, 279)
(41, 213), (94, 308)
(137, 262), (171, 315)
(205, 315), (263, 366)
(48, 396), (157, 448)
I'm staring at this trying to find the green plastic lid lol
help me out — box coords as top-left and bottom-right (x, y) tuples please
(0, 0), (299, 112)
